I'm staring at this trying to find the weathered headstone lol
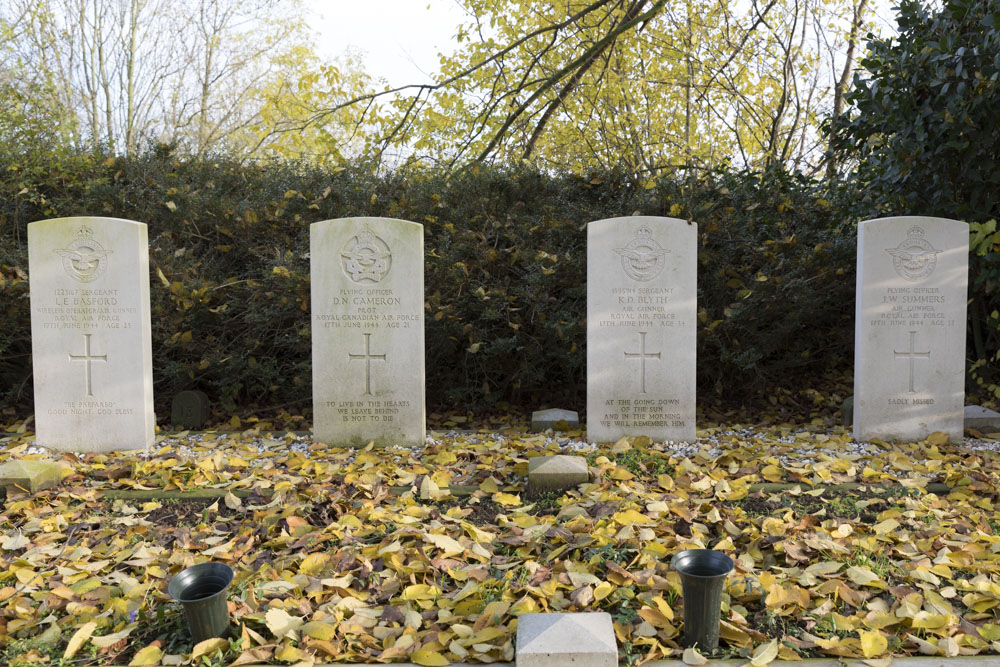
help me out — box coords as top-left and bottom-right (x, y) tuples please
(516, 612), (616, 667)
(531, 408), (580, 432)
(29, 217), (155, 452)
(587, 216), (697, 442)
(311, 217), (425, 446)
(528, 455), (589, 494)
(854, 217), (968, 442)
(171, 390), (211, 429)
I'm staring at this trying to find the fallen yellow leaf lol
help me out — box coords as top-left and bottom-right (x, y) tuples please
(860, 630), (887, 658)
(411, 649), (450, 665)
(299, 552), (330, 576)
(64, 621), (97, 660)
(493, 492), (521, 507)
(302, 620), (337, 641)
(750, 639), (779, 667)
(274, 642), (304, 662)
(191, 637), (229, 660)
(265, 607), (304, 638)
(129, 645), (163, 666)
(683, 647), (708, 665)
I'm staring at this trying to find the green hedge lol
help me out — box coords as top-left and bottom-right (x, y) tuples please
(1, 147), (975, 424)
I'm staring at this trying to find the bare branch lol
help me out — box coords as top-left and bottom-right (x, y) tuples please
(521, 0), (651, 161)
(478, 0), (666, 161)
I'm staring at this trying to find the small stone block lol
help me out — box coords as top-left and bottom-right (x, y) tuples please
(842, 396), (854, 427)
(0, 460), (65, 493)
(966, 405), (1000, 433)
(531, 408), (580, 432)
(516, 612), (616, 667)
(528, 455), (589, 494)
(171, 390), (211, 429)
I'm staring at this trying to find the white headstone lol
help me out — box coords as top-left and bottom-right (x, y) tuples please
(587, 216), (697, 442)
(28, 217), (155, 452)
(311, 217), (425, 446)
(854, 216), (968, 442)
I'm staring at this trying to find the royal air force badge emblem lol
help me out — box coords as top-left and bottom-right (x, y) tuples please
(55, 226), (112, 283)
(614, 226), (668, 281)
(886, 226), (941, 281)
(341, 229), (392, 283)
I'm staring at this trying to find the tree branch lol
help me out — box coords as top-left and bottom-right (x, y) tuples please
(521, 0), (651, 161)
(478, 0), (666, 161)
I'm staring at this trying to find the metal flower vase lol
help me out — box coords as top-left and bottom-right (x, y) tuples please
(168, 562), (234, 644)
(671, 549), (734, 651)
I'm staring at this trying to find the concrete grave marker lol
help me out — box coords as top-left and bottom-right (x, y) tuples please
(171, 390), (211, 430)
(0, 460), (67, 494)
(531, 408), (580, 432)
(587, 217), (697, 442)
(527, 455), (589, 494)
(516, 612), (617, 667)
(965, 405), (1000, 434)
(854, 217), (968, 442)
(311, 218), (425, 446)
(29, 217), (155, 452)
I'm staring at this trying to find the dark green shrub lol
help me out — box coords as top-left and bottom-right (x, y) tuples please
(0, 150), (868, 423)
(829, 0), (1000, 402)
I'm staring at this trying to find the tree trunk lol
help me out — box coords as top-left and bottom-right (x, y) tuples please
(826, 0), (868, 180)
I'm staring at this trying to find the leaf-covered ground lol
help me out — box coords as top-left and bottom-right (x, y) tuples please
(2, 421), (1000, 667)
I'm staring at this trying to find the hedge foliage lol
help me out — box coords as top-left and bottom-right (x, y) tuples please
(1, 147), (988, 423)
(829, 0), (1000, 404)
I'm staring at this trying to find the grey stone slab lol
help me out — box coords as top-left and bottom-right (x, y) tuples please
(0, 460), (65, 493)
(966, 405), (1000, 433)
(531, 408), (580, 432)
(28, 217), (155, 452)
(854, 217), (968, 443)
(587, 217), (697, 443)
(528, 455), (589, 494)
(311, 218), (425, 447)
(516, 612), (616, 667)
(171, 390), (210, 429)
